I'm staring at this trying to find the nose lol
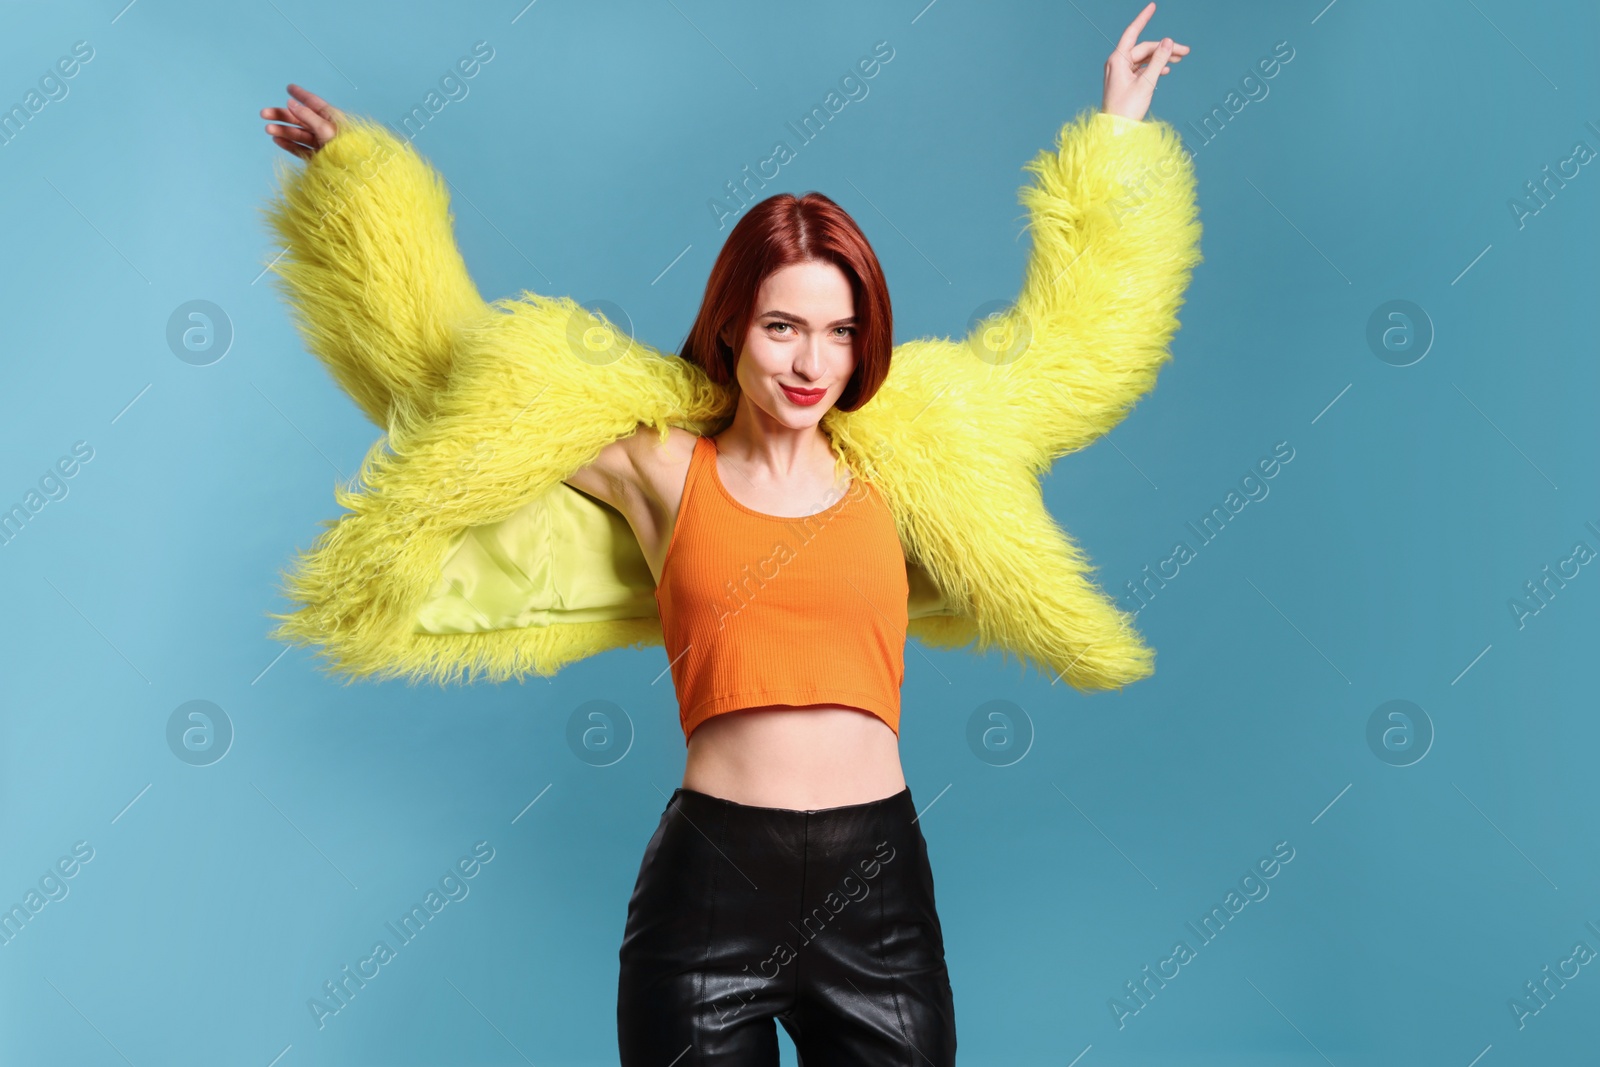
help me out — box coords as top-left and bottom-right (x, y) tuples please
(793, 336), (825, 379)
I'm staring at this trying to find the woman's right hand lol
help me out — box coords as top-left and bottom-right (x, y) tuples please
(260, 84), (344, 159)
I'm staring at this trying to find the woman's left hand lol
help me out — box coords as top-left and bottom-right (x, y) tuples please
(1102, 2), (1189, 122)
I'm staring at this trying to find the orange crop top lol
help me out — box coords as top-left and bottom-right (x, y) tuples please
(653, 434), (909, 743)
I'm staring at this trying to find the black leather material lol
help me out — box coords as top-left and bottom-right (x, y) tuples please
(618, 785), (957, 1065)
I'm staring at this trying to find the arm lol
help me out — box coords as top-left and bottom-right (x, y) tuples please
(268, 298), (735, 682)
(870, 9), (1196, 471)
(991, 102), (1202, 462)
(998, 7), (1196, 462)
(257, 87), (489, 432)
(825, 8), (1194, 690)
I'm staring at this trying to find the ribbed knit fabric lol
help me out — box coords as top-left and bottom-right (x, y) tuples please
(654, 435), (909, 743)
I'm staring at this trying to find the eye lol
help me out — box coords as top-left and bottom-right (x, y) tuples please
(767, 322), (793, 335)
(834, 326), (856, 337)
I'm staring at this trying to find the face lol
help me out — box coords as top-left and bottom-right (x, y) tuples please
(721, 259), (857, 428)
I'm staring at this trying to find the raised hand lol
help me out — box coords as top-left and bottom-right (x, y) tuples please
(816, 7), (1202, 690)
(1103, 3), (1190, 122)
(259, 94), (490, 431)
(260, 83), (344, 159)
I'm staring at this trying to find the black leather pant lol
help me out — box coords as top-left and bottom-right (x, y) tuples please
(617, 785), (957, 1065)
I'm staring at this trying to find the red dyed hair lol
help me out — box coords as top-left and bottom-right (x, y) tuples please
(679, 192), (892, 413)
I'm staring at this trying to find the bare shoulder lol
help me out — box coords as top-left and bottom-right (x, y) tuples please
(564, 424), (698, 584)
(563, 423), (697, 512)
(620, 422), (697, 502)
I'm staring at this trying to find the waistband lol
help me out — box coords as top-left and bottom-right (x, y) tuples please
(667, 785), (916, 835)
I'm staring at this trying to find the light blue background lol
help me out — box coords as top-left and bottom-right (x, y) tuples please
(2, 1), (1596, 1064)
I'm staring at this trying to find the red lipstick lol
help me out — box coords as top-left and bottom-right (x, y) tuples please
(780, 384), (826, 407)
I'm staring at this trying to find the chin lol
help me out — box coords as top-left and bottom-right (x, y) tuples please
(761, 390), (832, 425)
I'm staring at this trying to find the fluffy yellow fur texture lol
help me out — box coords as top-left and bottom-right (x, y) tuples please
(260, 109), (1201, 691)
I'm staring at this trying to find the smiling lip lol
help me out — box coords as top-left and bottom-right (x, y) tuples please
(781, 385), (826, 406)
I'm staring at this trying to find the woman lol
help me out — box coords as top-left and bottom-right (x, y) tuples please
(262, 6), (1187, 1061)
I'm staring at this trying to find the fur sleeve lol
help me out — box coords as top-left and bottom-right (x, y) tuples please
(266, 296), (735, 685)
(999, 108), (1203, 465)
(257, 114), (489, 433)
(824, 110), (1201, 692)
(261, 115), (738, 684)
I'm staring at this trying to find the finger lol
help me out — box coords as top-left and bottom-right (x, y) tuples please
(1140, 43), (1174, 84)
(1129, 40), (1188, 62)
(287, 83), (340, 124)
(272, 135), (314, 160)
(1130, 39), (1188, 61)
(286, 86), (346, 137)
(285, 96), (337, 143)
(1115, 2), (1157, 58)
(260, 107), (309, 125)
(1130, 48), (1179, 74)
(1131, 54), (1182, 71)
(272, 135), (312, 159)
(266, 122), (317, 147)
(1139, 38), (1175, 84)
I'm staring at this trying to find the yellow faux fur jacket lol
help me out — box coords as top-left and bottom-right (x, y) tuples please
(261, 107), (1200, 691)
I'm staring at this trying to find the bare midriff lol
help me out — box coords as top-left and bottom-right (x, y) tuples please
(682, 703), (907, 810)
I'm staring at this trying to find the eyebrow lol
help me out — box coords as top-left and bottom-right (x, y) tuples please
(759, 310), (857, 327)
